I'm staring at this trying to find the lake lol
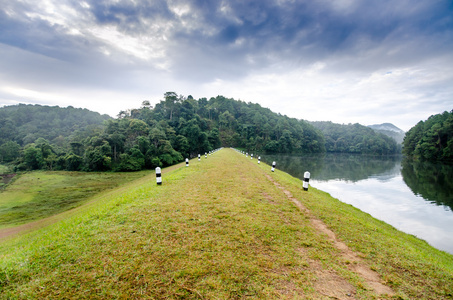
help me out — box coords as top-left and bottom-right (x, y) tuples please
(259, 153), (453, 255)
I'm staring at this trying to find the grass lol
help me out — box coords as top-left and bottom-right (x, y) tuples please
(0, 171), (151, 228)
(0, 165), (10, 174)
(265, 162), (453, 299)
(0, 149), (452, 299)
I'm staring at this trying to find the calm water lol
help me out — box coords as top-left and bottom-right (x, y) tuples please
(260, 153), (453, 254)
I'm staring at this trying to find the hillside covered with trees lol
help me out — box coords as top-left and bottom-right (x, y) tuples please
(0, 104), (111, 146)
(1, 93), (401, 172)
(311, 121), (399, 155)
(402, 110), (453, 162)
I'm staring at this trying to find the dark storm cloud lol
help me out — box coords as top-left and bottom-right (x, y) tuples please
(87, 0), (174, 32)
(0, 0), (452, 128)
(3, 0), (451, 78)
(0, 4), (104, 74)
(149, 0), (453, 79)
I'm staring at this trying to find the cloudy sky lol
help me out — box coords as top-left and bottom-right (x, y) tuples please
(1, 0), (452, 131)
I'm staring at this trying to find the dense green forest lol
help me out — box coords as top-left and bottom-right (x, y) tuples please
(402, 110), (453, 162)
(0, 104), (111, 146)
(0, 93), (401, 172)
(311, 121), (399, 154)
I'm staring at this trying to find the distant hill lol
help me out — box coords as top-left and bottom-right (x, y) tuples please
(0, 104), (111, 147)
(368, 123), (405, 144)
(311, 121), (400, 154)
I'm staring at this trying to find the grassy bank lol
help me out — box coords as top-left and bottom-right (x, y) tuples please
(0, 149), (452, 299)
(0, 171), (150, 228)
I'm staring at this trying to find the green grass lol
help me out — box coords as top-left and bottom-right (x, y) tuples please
(0, 171), (151, 228)
(0, 165), (10, 174)
(0, 149), (452, 299)
(265, 163), (453, 299)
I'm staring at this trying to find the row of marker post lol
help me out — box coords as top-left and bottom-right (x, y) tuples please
(156, 148), (223, 184)
(232, 148), (310, 191)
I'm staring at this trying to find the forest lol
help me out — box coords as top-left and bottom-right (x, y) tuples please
(402, 110), (453, 162)
(311, 121), (400, 154)
(0, 93), (400, 172)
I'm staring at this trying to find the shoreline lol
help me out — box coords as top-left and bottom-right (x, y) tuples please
(1, 148), (452, 299)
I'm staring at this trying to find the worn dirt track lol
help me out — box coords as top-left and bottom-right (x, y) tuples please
(265, 173), (394, 299)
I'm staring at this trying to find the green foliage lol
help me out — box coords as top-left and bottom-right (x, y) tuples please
(22, 144), (44, 170)
(403, 110), (453, 162)
(137, 94), (326, 154)
(312, 121), (399, 155)
(2, 94), (403, 173)
(0, 104), (110, 147)
(0, 141), (20, 163)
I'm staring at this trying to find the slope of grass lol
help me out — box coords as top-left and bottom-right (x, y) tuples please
(0, 149), (452, 299)
(264, 162), (453, 299)
(0, 171), (150, 228)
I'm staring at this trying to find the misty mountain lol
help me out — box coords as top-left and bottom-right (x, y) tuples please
(368, 123), (405, 144)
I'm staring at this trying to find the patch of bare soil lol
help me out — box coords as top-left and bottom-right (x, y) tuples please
(265, 174), (394, 298)
(0, 173), (16, 189)
(0, 217), (55, 240)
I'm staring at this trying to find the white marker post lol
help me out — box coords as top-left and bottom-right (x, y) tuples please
(156, 167), (162, 185)
(251, 154), (253, 160)
(205, 152), (207, 159)
(198, 154), (200, 161)
(246, 152), (248, 158)
(258, 156), (261, 164)
(303, 171), (310, 191)
(186, 158), (189, 167)
(271, 161), (276, 172)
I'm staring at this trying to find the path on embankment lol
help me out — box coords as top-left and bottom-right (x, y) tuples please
(1, 148), (452, 299)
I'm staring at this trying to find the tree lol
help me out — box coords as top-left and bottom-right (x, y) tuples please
(65, 153), (83, 171)
(116, 147), (145, 171)
(164, 92), (178, 120)
(23, 144), (44, 170)
(0, 141), (20, 162)
(403, 110), (453, 162)
(84, 142), (111, 171)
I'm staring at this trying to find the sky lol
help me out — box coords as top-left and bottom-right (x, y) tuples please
(1, 0), (452, 131)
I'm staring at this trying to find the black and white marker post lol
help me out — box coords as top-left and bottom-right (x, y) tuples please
(251, 153), (253, 160)
(186, 158), (189, 167)
(271, 161), (276, 172)
(198, 154), (200, 161)
(155, 167), (162, 185)
(258, 156), (261, 164)
(303, 171), (310, 191)
(205, 152), (207, 159)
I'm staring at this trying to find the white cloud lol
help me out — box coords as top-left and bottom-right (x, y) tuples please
(1, 0), (452, 132)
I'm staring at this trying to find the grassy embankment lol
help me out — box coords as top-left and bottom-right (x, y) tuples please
(0, 171), (151, 229)
(0, 149), (452, 299)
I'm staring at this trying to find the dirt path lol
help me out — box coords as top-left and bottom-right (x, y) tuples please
(265, 174), (394, 298)
(0, 218), (55, 240)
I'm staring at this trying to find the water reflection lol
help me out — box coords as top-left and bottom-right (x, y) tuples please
(260, 153), (453, 211)
(402, 159), (453, 210)
(259, 153), (453, 254)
